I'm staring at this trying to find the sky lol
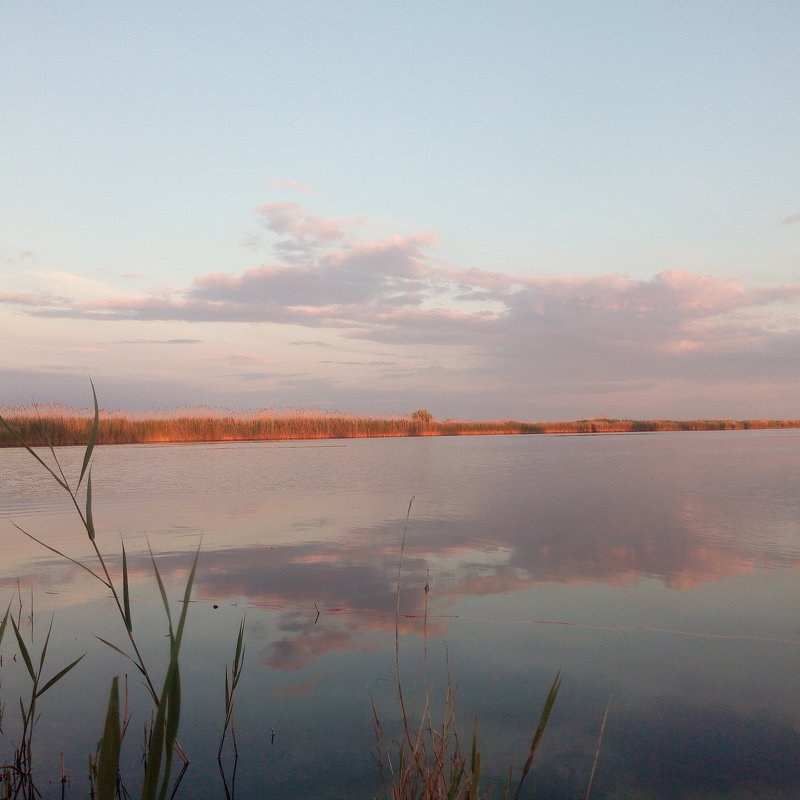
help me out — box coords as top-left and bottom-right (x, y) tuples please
(1, 1), (798, 420)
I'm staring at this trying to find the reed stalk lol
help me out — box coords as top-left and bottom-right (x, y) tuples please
(373, 503), (562, 800)
(0, 382), (198, 798)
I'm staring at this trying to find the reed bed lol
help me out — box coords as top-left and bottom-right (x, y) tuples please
(1, 410), (798, 448)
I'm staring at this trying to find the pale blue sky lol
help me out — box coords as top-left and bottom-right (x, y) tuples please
(2, 2), (798, 418)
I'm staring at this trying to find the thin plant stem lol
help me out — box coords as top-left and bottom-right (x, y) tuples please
(585, 696), (611, 800)
(394, 497), (415, 751)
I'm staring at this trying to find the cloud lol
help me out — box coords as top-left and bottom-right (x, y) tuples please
(780, 212), (800, 225)
(1, 250), (37, 265)
(4, 202), (800, 417)
(255, 202), (348, 244)
(272, 677), (319, 697)
(0, 291), (69, 306)
(320, 360), (398, 367)
(229, 371), (274, 381)
(64, 346), (105, 353)
(7, 259), (800, 376)
(118, 338), (202, 345)
(268, 179), (314, 195)
(182, 230), (437, 313)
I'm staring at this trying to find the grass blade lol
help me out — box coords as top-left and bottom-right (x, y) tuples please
(173, 544), (200, 648)
(96, 636), (143, 672)
(232, 617), (245, 680)
(219, 614), (246, 758)
(158, 662), (181, 800)
(122, 537), (133, 633)
(37, 614), (55, 676)
(40, 411), (71, 490)
(585, 696), (612, 800)
(142, 545), (199, 800)
(78, 379), (99, 490)
(469, 716), (480, 800)
(229, 616), (245, 699)
(36, 653), (86, 698)
(86, 469), (96, 541)
(148, 544), (174, 642)
(14, 522), (107, 586)
(0, 414), (69, 490)
(10, 616), (36, 682)
(96, 676), (121, 800)
(0, 602), (10, 646)
(513, 669), (562, 800)
(502, 765), (514, 800)
(142, 699), (166, 800)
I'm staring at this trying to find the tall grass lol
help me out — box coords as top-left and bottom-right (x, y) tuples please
(371, 500), (563, 800)
(2, 408), (798, 447)
(0, 384), (203, 800)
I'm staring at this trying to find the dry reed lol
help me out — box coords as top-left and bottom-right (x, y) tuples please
(2, 409), (798, 448)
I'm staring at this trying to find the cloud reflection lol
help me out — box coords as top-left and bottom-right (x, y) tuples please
(4, 433), (799, 676)
(85, 482), (798, 672)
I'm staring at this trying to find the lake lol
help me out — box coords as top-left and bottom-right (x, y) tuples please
(2, 430), (800, 799)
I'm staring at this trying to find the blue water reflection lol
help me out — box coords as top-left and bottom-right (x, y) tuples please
(1, 431), (800, 798)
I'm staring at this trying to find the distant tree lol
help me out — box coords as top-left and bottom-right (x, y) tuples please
(410, 408), (433, 425)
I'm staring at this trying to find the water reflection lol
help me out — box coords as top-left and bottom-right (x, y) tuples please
(2, 432), (800, 798)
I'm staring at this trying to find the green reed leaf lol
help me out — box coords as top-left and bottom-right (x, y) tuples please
(174, 544), (200, 647)
(0, 603), (10, 647)
(36, 653), (86, 698)
(86, 469), (96, 541)
(502, 765), (514, 800)
(230, 616), (246, 692)
(15, 522), (107, 586)
(0, 414), (69, 490)
(142, 705), (166, 800)
(447, 764), (463, 800)
(122, 538), (132, 633)
(10, 616), (36, 683)
(469, 716), (480, 800)
(96, 676), (121, 800)
(143, 545), (199, 800)
(78, 379), (99, 490)
(233, 617), (245, 671)
(148, 544), (174, 642)
(513, 669), (562, 800)
(44, 423), (72, 491)
(159, 662), (181, 800)
(38, 614), (55, 675)
(96, 636), (143, 673)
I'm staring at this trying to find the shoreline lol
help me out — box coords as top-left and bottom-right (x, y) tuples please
(2, 413), (800, 447)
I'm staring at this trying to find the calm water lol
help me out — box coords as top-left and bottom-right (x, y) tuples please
(1, 431), (800, 799)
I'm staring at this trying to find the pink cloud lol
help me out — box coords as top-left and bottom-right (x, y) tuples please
(254, 202), (348, 243)
(12, 238), (800, 371)
(0, 291), (65, 306)
(5, 202), (800, 416)
(1, 250), (37, 265)
(268, 179), (314, 195)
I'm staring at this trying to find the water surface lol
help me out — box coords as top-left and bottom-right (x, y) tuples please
(1, 431), (799, 798)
